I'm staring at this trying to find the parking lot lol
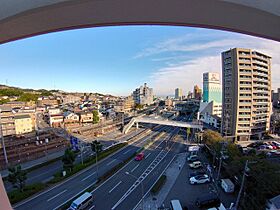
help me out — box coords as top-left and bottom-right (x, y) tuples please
(163, 146), (236, 209)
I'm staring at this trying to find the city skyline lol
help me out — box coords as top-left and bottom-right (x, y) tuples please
(0, 26), (280, 96)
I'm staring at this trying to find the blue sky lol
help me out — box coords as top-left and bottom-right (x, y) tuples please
(0, 26), (279, 96)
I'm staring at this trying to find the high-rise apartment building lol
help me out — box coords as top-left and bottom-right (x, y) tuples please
(222, 48), (271, 141)
(203, 72), (222, 103)
(133, 83), (153, 105)
(175, 88), (182, 100)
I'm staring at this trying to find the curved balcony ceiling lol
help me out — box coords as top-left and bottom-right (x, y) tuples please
(0, 0), (279, 44)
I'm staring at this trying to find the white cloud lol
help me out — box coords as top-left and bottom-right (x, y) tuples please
(144, 33), (280, 96)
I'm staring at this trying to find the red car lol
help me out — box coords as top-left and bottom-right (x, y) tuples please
(135, 152), (145, 161)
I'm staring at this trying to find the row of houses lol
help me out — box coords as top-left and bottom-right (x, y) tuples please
(48, 109), (98, 127)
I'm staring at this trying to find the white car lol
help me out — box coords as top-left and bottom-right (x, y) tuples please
(189, 161), (202, 169)
(189, 174), (210, 184)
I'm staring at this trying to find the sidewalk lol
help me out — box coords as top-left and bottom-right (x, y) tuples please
(135, 153), (186, 210)
(0, 150), (65, 177)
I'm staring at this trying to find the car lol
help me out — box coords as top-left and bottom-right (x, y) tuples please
(135, 152), (145, 161)
(195, 193), (220, 208)
(189, 170), (206, 178)
(189, 161), (202, 169)
(263, 143), (273, 150)
(189, 174), (210, 184)
(187, 155), (199, 162)
(270, 141), (280, 149)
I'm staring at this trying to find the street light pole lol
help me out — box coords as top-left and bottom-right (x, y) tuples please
(0, 109), (8, 166)
(125, 172), (144, 210)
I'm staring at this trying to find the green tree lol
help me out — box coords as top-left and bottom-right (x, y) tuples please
(17, 93), (39, 102)
(62, 148), (76, 172)
(91, 140), (103, 153)
(202, 130), (224, 152)
(135, 104), (144, 110)
(0, 98), (9, 104)
(7, 165), (27, 192)
(92, 110), (100, 124)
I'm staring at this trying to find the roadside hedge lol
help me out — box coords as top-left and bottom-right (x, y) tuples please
(151, 175), (167, 194)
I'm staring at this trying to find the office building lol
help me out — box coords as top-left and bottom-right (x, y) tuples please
(193, 85), (202, 100)
(203, 72), (222, 103)
(222, 48), (271, 140)
(175, 88), (182, 100)
(133, 83), (153, 105)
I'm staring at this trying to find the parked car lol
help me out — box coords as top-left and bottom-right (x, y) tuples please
(220, 179), (235, 193)
(187, 155), (199, 162)
(263, 143), (273, 150)
(189, 174), (210, 184)
(189, 170), (206, 178)
(267, 142), (277, 150)
(272, 141), (280, 148)
(195, 193), (220, 208)
(189, 161), (202, 169)
(135, 152), (145, 161)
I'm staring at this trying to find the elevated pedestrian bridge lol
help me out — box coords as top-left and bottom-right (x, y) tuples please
(123, 116), (202, 134)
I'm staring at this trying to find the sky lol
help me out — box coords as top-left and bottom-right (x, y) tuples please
(0, 26), (280, 96)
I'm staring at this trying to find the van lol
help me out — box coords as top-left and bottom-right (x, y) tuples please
(68, 192), (93, 210)
(195, 193), (220, 208)
(220, 179), (235, 193)
(170, 200), (183, 210)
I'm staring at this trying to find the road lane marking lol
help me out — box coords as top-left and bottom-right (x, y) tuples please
(109, 181), (122, 194)
(107, 159), (116, 166)
(47, 189), (67, 202)
(130, 164), (140, 173)
(82, 172), (96, 181)
(145, 153), (151, 158)
(123, 149), (132, 154)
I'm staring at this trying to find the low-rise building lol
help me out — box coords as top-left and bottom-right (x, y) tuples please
(266, 194), (280, 210)
(0, 106), (16, 136)
(77, 111), (93, 123)
(48, 107), (61, 115)
(64, 112), (79, 124)
(14, 115), (33, 134)
(49, 114), (64, 127)
(200, 114), (221, 130)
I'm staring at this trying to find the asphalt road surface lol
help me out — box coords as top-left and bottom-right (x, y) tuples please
(87, 127), (185, 210)
(13, 125), (169, 210)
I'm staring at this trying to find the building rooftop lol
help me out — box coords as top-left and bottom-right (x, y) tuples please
(269, 194), (280, 209)
(14, 114), (31, 120)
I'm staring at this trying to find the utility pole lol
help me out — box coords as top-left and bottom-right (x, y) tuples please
(235, 160), (248, 210)
(95, 143), (99, 178)
(0, 109), (8, 166)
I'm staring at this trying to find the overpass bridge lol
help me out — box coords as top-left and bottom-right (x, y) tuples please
(123, 116), (202, 134)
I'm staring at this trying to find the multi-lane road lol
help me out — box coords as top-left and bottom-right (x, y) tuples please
(13, 125), (176, 210)
(91, 127), (184, 210)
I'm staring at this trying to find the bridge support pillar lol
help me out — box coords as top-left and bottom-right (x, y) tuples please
(136, 122), (139, 129)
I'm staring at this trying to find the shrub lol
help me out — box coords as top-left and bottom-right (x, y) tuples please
(151, 175), (166, 194)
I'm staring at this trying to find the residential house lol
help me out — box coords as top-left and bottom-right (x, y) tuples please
(77, 111), (93, 123)
(64, 112), (79, 124)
